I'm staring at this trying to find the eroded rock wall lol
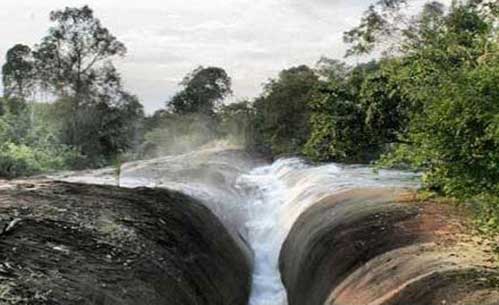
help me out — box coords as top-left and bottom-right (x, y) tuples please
(0, 180), (252, 305)
(279, 188), (499, 305)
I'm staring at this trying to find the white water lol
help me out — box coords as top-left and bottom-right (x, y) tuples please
(49, 149), (419, 305)
(235, 158), (418, 305)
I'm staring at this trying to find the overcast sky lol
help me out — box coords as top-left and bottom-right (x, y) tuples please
(0, 0), (431, 113)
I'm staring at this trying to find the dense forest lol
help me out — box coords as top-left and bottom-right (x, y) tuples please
(0, 1), (498, 232)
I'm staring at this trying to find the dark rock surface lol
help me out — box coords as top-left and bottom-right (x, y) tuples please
(49, 147), (266, 242)
(0, 180), (252, 305)
(280, 188), (499, 305)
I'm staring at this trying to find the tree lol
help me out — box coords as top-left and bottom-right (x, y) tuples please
(96, 92), (145, 159)
(304, 79), (366, 162)
(23, 5), (144, 165)
(2, 44), (36, 100)
(344, 0), (497, 57)
(344, 0), (499, 220)
(358, 62), (409, 147)
(33, 5), (127, 149)
(252, 65), (319, 155)
(168, 66), (232, 116)
(49, 89), (144, 165)
(343, 1), (468, 57)
(377, 2), (499, 194)
(314, 57), (350, 82)
(139, 67), (232, 158)
(0, 5), (146, 174)
(343, 0), (410, 56)
(304, 58), (413, 163)
(34, 6), (126, 96)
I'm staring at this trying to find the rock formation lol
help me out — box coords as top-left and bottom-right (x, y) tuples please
(0, 180), (252, 305)
(280, 188), (499, 305)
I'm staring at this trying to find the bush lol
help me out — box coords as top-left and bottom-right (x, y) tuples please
(0, 143), (43, 178)
(473, 194), (499, 235)
(0, 142), (82, 179)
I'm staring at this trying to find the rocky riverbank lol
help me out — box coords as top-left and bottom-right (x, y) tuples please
(1, 149), (498, 305)
(280, 188), (499, 305)
(0, 180), (252, 305)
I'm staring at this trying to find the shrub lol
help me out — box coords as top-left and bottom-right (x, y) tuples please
(0, 142), (82, 179)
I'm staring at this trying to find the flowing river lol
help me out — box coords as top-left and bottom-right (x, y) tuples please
(49, 147), (419, 305)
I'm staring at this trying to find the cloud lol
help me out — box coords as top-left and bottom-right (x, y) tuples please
(0, 0), (387, 113)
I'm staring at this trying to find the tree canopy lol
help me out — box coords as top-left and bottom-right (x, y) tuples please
(169, 66), (232, 116)
(252, 65), (319, 156)
(2, 44), (36, 100)
(1, 5), (143, 172)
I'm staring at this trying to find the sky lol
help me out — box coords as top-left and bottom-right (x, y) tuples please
(0, 0), (426, 113)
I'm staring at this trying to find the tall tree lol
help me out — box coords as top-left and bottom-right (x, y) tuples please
(34, 5), (126, 97)
(0, 5), (146, 175)
(2, 44), (36, 100)
(168, 66), (232, 116)
(33, 5), (127, 148)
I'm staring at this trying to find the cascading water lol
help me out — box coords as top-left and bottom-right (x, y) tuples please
(235, 158), (418, 305)
(236, 161), (297, 305)
(49, 148), (419, 305)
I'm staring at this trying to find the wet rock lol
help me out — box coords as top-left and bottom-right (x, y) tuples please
(0, 180), (251, 305)
(48, 148), (265, 243)
(279, 188), (499, 305)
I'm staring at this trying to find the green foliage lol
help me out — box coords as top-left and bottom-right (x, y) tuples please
(50, 93), (144, 166)
(472, 194), (499, 234)
(135, 66), (234, 158)
(0, 110), (30, 144)
(377, 2), (499, 195)
(0, 143), (49, 178)
(0, 142), (79, 179)
(397, 64), (499, 197)
(304, 81), (366, 162)
(34, 5), (126, 98)
(314, 57), (350, 82)
(0, 97), (27, 116)
(2, 44), (35, 100)
(0, 103), (83, 178)
(1, 6), (144, 171)
(252, 65), (319, 156)
(304, 61), (408, 162)
(169, 66), (232, 116)
(364, 2), (499, 232)
(0, 98), (86, 178)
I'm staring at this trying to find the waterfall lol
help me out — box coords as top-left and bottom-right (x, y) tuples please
(235, 158), (418, 305)
(49, 148), (419, 305)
